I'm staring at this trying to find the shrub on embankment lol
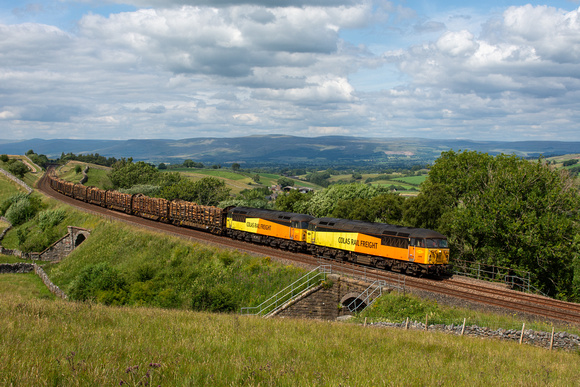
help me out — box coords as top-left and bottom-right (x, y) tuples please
(1, 293), (579, 386)
(45, 221), (306, 312)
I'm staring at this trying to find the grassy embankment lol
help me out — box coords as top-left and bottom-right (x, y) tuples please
(1, 291), (579, 386)
(357, 291), (580, 337)
(56, 161), (113, 189)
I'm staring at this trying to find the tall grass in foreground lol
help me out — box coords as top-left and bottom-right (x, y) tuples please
(1, 293), (579, 386)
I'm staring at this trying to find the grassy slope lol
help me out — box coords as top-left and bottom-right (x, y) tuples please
(0, 173), (26, 201)
(1, 293), (579, 386)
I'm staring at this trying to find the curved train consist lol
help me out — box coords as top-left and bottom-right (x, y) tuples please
(48, 172), (450, 275)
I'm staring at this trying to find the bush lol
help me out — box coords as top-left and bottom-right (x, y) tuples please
(68, 263), (128, 305)
(5, 197), (35, 226)
(7, 161), (29, 178)
(0, 154), (8, 162)
(37, 209), (66, 231)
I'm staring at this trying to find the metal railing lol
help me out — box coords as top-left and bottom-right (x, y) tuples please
(345, 280), (386, 313)
(450, 259), (547, 296)
(241, 265), (331, 316)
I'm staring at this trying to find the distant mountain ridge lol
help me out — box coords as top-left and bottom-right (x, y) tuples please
(1, 135), (578, 167)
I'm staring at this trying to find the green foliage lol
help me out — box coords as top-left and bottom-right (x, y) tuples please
(159, 177), (230, 205)
(74, 165), (82, 174)
(0, 154), (9, 162)
(182, 159), (204, 168)
(417, 150), (580, 299)
(109, 159), (160, 189)
(275, 189), (313, 213)
(294, 183), (391, 217)
(68, 263), (128, 305)
(7, 161), (29, 178)
(331, 193), (404, 224)
(157, 162), (167, 170)
(304, 170), (331, 187)
(231, 163), (241, 171)
(37, 209), (66, 232)
(277, 176), (295, 187)
(4, 195), (41, 226)
(562, 159), (578, 167)
(220, 187), (272, 209)
(0, 193), (28, 216)
(59, 152), (118, 167)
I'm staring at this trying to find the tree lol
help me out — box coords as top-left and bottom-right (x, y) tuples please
(7, 161), (29, 178)
(0, 154), (9, 162)
(159, 177), (230, 206)
(158, 163), (167, 170)
(231, 163), (241, 171)
(294, 183), (391, 217)
(277, 177), (294, 187)
(109, 160), (160, 189)
(416, 150), (580, 299)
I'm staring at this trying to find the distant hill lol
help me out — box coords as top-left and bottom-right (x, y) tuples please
(1, 135), (578, 168)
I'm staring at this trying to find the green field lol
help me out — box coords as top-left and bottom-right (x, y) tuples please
(392, 175), (427, 185)
(1, 293), (579, 386)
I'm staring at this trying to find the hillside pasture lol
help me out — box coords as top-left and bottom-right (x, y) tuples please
(1, 294), (579, 386)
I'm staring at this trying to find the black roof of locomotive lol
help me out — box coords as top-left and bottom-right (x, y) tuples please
(229, 206), (314, 223)
(310, 217), (446, 239)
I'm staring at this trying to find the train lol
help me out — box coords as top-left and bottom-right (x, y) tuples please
(47, 172), (450, 275)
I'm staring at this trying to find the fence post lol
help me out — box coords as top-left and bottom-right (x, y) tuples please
(405, 317), (409, 330)
(519, 323), (525, 344)
(461, 318), (466, 336)
(550, 327), (555, 351)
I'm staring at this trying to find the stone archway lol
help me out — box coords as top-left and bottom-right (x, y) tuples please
(74, 233), (86, 247)
(340, 292), (367, 312)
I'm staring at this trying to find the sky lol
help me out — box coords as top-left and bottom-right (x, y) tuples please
(1, 1), (580, 141)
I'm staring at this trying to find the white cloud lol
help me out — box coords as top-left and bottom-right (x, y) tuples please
(1, 2), (580, 141)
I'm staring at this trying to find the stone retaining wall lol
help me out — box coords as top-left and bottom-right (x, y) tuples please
(370, 320), (580, 351)
(274, 274), (377, 320)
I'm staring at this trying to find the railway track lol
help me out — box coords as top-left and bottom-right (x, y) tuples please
(36, 173), (580, 325)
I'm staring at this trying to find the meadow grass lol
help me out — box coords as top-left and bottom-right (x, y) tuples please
(0, 272), (55, 301)
(1, 293), (578, 386)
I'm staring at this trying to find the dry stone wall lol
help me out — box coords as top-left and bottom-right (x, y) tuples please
(370, 320), (580, 351)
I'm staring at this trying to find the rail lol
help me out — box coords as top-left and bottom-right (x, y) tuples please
(450, 259), (547, 296)
(240, 265), (331, 316)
